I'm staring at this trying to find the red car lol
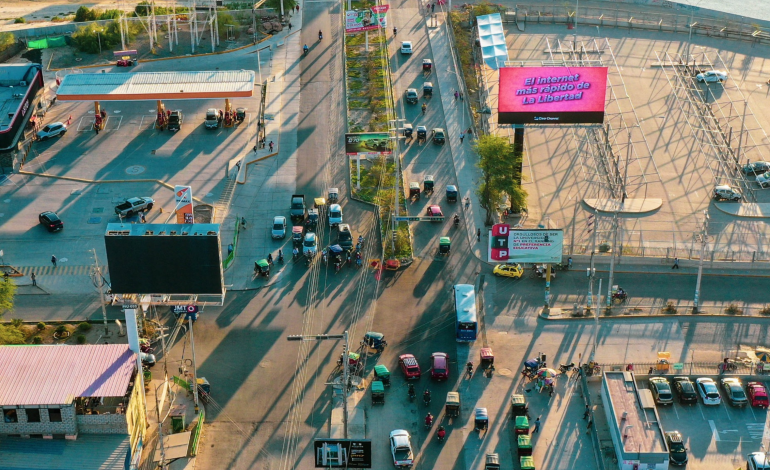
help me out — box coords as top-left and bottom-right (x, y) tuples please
(117, 59), (134, 67)
(399, 354), (421, 380)
(747, 382), (769, 408)
(430, 352), (449, 381)
(426, 205), (443, 219)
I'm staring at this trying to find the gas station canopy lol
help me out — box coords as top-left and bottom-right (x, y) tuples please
(56, 70), (255, 101)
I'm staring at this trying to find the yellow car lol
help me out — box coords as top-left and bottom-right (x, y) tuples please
(493, 263), (524, 278)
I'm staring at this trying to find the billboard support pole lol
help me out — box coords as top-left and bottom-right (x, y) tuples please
(189, 315), (200, 413)
(365, 30), (369, 52)
(606, 214), (618, 307)
(356, 153), (362, 189)
(91, 248), (110, 336)
(543, 264), (551, 314)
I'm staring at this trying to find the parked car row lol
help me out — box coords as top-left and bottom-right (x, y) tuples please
(649, 376), (767, 408)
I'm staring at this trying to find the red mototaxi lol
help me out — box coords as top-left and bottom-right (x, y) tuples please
(748, 382), (769, 408)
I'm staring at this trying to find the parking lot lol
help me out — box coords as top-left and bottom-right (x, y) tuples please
(640, 375), (769, 469)
(495, 24), (770, 258)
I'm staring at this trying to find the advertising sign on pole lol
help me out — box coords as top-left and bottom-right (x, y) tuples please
(488, 224), (564, 263)
(174, 185), (194, 224)
(345, 132), (392, 155)
(313, 439), (372, 468)
(345, 5), (389, 33)
(498, 66), (608, 125)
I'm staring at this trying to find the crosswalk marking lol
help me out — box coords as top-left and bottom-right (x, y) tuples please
(746, 423), (765, 440)
(14, 265), (96, 276)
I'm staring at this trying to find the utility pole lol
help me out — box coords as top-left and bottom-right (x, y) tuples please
(91, 248), (110, 337)
(693, 210), (709, 313)
(189, 314), (200, 413)
(390, 119), (405, 257)
(287, 332), (350, 437)
(606, 213), (619, 308)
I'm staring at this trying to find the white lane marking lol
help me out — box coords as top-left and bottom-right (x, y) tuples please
(709, 420), (720, 442)
(747, 423), (766, 440)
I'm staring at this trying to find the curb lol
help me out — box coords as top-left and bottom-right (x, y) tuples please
(47, 35), (274, 72)
(236, 151), (280, 184)
(538, 311), (770, 321)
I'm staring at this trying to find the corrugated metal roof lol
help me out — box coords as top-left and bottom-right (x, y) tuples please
(57, 70), (255, 101)
(0, 434), (130, 470)
(0, 345), (136, 406)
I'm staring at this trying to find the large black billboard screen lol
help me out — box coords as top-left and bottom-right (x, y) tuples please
(104, 224), (223, 295)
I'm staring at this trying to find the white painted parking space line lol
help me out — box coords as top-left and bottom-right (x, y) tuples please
(672, 403), (679, 420)
(722, 401), (733, 421)
(709, 420), (720, 441)
(700, 404), (706, 421)
(749, 405), (757, 421)
(747, 423), (765, 440)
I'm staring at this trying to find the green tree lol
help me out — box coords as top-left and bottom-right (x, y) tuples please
(14, 17), (26, 24)
(75, 6), (97, 22)
(98, 9), (122, 20)
(0, 276), (16, 316)
(0, 32), (15, 53)
(264, 0), (297, 16)
(72, 21), (126, 54)
(474, 134), (528, 225)
(0, 325), (24, 345)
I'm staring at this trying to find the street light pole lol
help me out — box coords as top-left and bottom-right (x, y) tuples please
(97, 29), (102, 55)
(287, 332), (349, 437)
(738, 84), (763, 164)
(693, 210), (709, 313)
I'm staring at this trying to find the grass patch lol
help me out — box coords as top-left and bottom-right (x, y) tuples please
(348, 80), (364, 91)
(348, 68), (362, 78)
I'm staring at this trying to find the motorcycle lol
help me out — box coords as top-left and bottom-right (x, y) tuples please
(422, 103), (427, 115)
(453, 215), (460, 227)
(437, 426), (446, 442)
(303, 45), (308, 55)
(559, 362), (575, 374)
(335, 262), (341, 273)
(466, 361), (474, 378)
(293, 249), (299, 261)
(423, 390), (431, 406)
(424, 413), (433, 429)
(408, 384), (416, 401)
(318, 30), (323, 41)
(277, 251), (284, 264)
(612, 291), (628, 303)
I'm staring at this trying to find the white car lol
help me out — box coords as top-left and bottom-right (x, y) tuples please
(696, 70), (728, 83)
(303, 232), (317, 257)
(747, 452), (770, 470)
(400, 41), (413, 54)
(389, 429), (414, 467)
(37, 122), (67, 140)
(696, 378), (722, 405)
(757, 173), (770, 188)
(271, 216), (286, 239)
(329, 204), (343, 227)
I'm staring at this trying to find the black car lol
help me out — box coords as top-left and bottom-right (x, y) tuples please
(39, 211), (63, 232)
(665, 431), (688, 466)
(672, 376), (698, 404)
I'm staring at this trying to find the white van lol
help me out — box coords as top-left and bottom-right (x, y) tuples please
(329, 204), (343, 227)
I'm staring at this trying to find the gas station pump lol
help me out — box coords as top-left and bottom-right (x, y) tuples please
(156, 100), (168, 130)
(93, 101), (107, 131)
(223, 99), (234, 128)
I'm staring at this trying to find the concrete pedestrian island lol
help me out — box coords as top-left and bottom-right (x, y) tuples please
(583, 198), (663, 214)
(714, 202), (770, 218)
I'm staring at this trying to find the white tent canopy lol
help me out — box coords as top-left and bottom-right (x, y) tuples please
(477, 14), (508, 70)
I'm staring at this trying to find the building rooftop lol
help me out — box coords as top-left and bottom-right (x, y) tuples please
(604, 371), (667, 454)
(0, 435), (130, 470)
(56, 70), (255, 101)
(0, 344), (136, 406)
(0, 64), (39, 132)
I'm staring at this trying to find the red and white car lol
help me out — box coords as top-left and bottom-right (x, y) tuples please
(748, 382), (769, 408)
(399, 354), (421, 380)
(426, 205), (443, 220)
(430, 352), (449, 381)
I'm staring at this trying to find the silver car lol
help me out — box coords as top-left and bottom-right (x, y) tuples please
(37, 122), (67, 140)
(271, 216), (286, 239)
(696, 70), (728, 83)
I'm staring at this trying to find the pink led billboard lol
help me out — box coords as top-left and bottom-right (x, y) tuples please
(498, 66), (608, 125)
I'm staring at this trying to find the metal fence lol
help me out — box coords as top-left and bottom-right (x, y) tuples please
(511, 3), (770, 46)
(601, 361), (770, 376)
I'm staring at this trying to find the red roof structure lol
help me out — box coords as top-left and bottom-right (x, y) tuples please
(0, 344), (137, 406)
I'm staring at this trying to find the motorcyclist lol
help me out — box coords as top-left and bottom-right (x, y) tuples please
(422, 102), (427, 115)
(358, 235), (364, 245)
(293, 247), (299, 259)
(277, 249), (284, 264)
(393, 26), (398, 36)
(424, 413), (433, 427)
(408, 383), (416, 400)
(318, 30), (323, 40)
(303, 44), (309, 54)
(466, 361), (474, 376)
(437, 426), (446, 441)
(423, 389), (431, 404)
(453, 214), (460, 226)
(267, 253), (273, 265)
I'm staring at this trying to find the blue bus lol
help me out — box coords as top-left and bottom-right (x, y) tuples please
(453, 284), (477, 342)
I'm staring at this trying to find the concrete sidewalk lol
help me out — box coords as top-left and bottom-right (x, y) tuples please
(426, 13), (487, 262)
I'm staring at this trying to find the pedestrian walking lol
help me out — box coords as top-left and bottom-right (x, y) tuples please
(241, 217), (247, 228)
(454, 90), (459, 101)
(466, 126), (473, 137)
(586, 417), (593, 433)
(648, 366), (654, 375)
(533, 417), (540, 433)
(296, 5), (300, 12)
(94, 126), (100, 135)
(51, 255), (57, 267)
(269, 141), (274, 152)
(460, 91), (464, 100)
(431, 2), (435, 12)
(288, 22), (292, 31)
(459, 131), (465, 143)
(236, 160), (242, 172)
(672, 257), (679, 269)
(31, 272), (36, 286)
(476, 228), (481, 242)
(583, 405), (590, 419)
(464, 197), (470, 209)
(140, 212), (146, 223)
(66, 115), (72, 126)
